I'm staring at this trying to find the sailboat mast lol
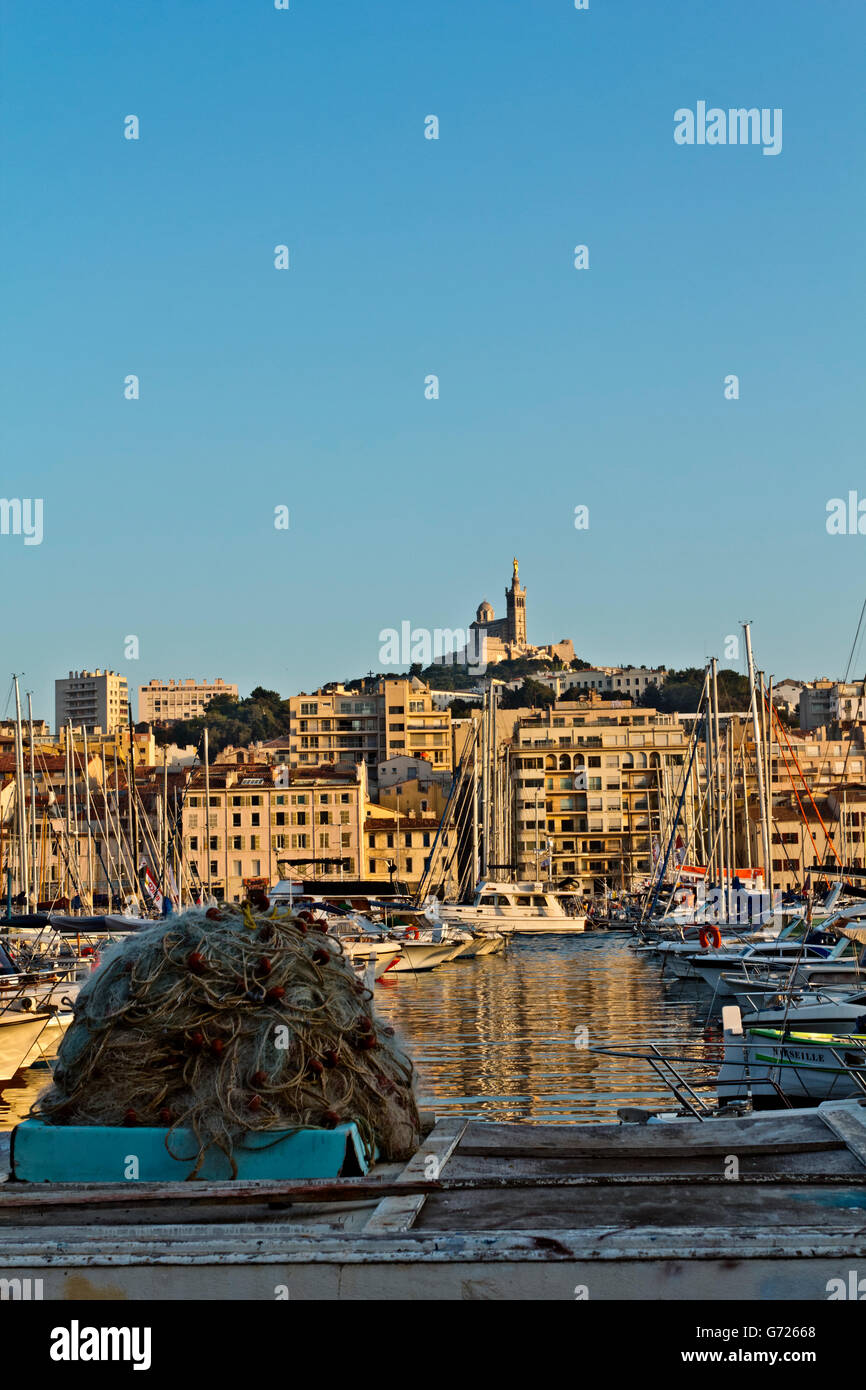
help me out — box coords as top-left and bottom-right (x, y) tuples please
(471, 723), (479, 889)
(26, 692), (37, 907)
(68, 721), (81, 909)
(13, 676), (29, 904)
(127, 705), (140, 903)
(744, 624), (771, 897)
(710, 659), (726, 919)
(81, 725), (95, 908)
(204, 726), (212, 900)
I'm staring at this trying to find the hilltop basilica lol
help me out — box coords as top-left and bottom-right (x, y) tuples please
(466, 559), (575, 666)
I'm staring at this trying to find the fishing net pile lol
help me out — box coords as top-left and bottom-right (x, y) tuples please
(35, 901), (421, 1176)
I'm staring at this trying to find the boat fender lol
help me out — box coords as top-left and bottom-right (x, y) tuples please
(698, 925), (722, 949)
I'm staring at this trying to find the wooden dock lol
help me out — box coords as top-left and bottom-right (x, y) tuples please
(1, 1101), (865, 1299)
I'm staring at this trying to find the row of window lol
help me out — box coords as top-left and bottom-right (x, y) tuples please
(366, 831), (434, 849)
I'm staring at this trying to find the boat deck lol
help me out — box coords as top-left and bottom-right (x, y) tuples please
(2, 1101), (866, 1299)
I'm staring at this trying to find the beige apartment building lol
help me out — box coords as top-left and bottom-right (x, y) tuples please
(138, 677), (238, 725)
(364, 810), (457, 896)
(183, 762), (368, 902)
(284, 676), (453, 774)
(511, 702), (691, 892)
(55, 670), (129, 735)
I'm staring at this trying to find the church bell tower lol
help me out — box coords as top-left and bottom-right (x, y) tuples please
(505, 557), (526, 646)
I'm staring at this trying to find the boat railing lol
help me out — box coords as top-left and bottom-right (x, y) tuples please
(589, 1040), (793, 1119)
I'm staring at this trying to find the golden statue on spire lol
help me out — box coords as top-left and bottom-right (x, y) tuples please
(513, 557), (519, 580)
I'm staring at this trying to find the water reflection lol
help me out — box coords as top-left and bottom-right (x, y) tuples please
(0, 936), (719, 1130)
(374, 934), (720, 1123)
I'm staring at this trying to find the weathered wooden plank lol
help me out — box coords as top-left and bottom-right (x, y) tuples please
(460, 1112), (831, 1146)
(443, 1148), (864, 1178)
(458, 1113), (835, 1157)
(818, 1102), (866, 1169)
(414, 1181), (866, 1233)
(457, 1138), (841, 1161)
(364, 1117), (466, 1233)
(0, 1222), (863, 1265)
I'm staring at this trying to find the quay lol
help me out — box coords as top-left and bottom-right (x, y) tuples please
(2, 1101), (865, 1300)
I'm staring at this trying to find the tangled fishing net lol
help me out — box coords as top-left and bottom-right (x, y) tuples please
(35, 901), (421, 1176)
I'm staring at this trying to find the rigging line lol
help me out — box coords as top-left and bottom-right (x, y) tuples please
(767, 695), (843, 869)
(844, 593), (866, 683)
(808, 590), (866, 795)
(765, 706), (822, 865)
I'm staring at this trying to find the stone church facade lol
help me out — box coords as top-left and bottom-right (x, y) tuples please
(465, 559), (575, 667)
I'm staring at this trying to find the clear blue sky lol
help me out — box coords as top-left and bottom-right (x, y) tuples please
(2, 0), (865, 722)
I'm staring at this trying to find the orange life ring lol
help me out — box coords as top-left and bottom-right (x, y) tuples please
(405, 927), (419, 940)
(699, 925), (722, 950)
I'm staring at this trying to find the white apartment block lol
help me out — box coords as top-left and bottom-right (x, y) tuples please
(138, 677), (238, 724)
(55, 670), (129, 735)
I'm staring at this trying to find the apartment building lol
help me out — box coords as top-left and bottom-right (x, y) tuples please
(139, 677), (237, 725)
(285, 676), (453, 774)
(528, 667), (668, 699)
(510, 702), (690, 893)
(55, 670), (129, 735)
(364, 810), (456, 896)
(183, 762), (368, 902)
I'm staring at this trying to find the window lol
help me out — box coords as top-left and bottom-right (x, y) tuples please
(232, 813), (241, 827)
(232, 860), (242, 877)
(210, 861), (219, 876)
(251, 812), (260, 827)
(189, 835), (199, 851)
(231, 836), (243, 850)
(405, 858), (413, 873)
(209, 836), (219, 850)
(250, 836), (261, 851)
(340, 811), (349, 824)
(368, 834), (376, 848)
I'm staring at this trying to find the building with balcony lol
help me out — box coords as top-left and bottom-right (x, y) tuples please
(138, 677), (238, 725)
(182, 762), (369, 902)
(510, 702), (690, 893)
(283, 676), (453, 775)
(55, 670), (129, 735)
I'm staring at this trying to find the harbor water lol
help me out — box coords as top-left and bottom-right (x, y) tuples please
(0, 933), (720, 1129)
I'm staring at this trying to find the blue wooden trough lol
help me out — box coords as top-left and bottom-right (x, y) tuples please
(11, 1119), (371, 1183)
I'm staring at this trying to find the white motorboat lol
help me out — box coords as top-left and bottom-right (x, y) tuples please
(718, 1005), (866, 1106)
(740, 988), (866, 1036)
(438, 881), (586, 935)
(0, 1011), (57, 1083)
